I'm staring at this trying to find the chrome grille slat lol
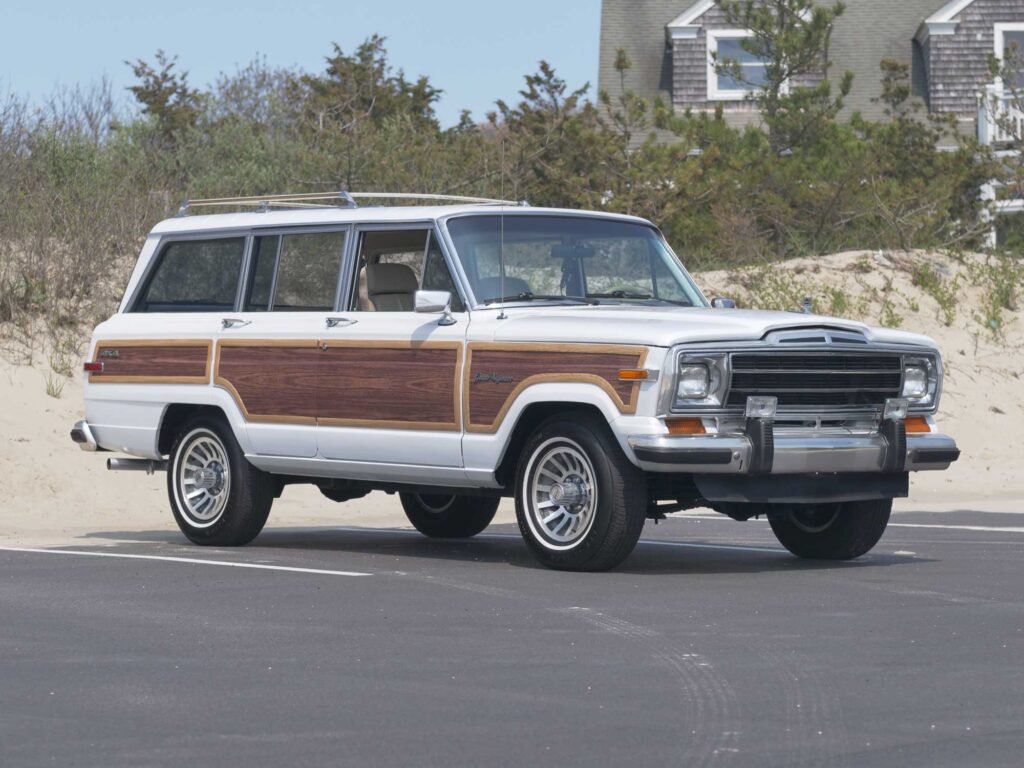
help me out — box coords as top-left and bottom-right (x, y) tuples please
(727, 351), (903, 409)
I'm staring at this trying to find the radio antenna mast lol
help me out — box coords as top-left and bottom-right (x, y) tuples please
(498, 138), (507, 320)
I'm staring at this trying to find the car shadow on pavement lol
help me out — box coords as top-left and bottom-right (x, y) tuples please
(80, 526), (929, 576)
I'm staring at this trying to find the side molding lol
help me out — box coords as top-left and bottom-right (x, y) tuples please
(464, 342), (647, 433)
(88, 339), (212, 384)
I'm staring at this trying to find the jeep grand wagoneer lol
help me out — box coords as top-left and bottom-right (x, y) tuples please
(71, 192), (960, 571)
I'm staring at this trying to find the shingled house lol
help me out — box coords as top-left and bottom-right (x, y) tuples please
(599, 0), (1024, 237)
(599, 0), (1024, 142)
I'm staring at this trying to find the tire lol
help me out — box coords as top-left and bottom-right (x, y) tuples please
(767, 499), (892, 560)
(399, 493), (500, 538)
(167, 416), (274, 546)
(514, 415), (647, 571)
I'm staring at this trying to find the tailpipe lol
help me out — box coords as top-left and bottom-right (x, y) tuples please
(106, 458), (168, 475)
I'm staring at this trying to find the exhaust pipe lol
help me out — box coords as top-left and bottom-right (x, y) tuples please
(106, 458), (168, 475)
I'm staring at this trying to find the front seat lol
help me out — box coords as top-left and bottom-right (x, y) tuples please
(365, 263), (418, 311)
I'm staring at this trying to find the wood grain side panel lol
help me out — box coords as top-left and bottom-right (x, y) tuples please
(89, 340), (211, 384)
(318, 343), (461, 430)
(215, 342), (320, 424)
(466, 344), (647, 433)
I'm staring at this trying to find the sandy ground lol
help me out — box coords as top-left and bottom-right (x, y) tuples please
(2, 250), (1021, 547)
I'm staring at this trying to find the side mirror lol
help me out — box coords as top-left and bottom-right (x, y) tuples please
(711, 297), (736, 309)
(415, 290), (457, 325)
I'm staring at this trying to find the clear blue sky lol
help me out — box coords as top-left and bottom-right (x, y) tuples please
(1, 0), (602, 127)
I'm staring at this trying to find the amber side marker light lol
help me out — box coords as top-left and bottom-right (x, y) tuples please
(618, 369), (649, 381)
(665, 417), (706, 435)
(904, 416), (931, 434)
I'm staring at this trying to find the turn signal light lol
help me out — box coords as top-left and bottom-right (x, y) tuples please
(905, 416), (931, 434)
(618, 369), (649, 381)
(665, 417), (706, 435)
(83, 361), (103, 373)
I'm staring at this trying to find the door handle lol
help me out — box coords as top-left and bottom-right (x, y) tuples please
(325, 317), (358, 328)
(221, 318), (251, 329)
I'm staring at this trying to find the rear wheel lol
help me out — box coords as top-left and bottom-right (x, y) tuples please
(767, 499), (892, 560)
(514, 415), (647, 571)
(167, 417), (273, 546)
(399, 493), (500, 538)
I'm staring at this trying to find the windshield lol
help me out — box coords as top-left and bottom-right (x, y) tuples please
(445, 215), (706, 308)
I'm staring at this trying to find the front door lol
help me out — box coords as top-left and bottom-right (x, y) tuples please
(316, 226), (468, 467)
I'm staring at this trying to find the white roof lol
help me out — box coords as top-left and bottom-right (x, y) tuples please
(149, 204), (653, 236)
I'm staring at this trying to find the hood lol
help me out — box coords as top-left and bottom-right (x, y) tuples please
(480, 305), (938, 349)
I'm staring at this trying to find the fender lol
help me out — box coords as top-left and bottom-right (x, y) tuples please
(461, 380), (640, 479)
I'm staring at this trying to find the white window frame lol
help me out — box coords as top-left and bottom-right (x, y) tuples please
(706, 29), (771, 101)
(994, 22), (1024, 92)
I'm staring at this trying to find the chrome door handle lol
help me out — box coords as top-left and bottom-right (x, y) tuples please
(325, 317), (358, 328)
(221, 318), (252, 329)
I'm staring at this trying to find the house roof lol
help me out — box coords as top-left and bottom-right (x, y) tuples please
(666, 0), (714, 40)
(918, 0), (978, 41)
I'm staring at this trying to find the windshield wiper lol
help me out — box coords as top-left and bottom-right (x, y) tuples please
(587, 290), (653, 300)
(481, 291), (599, 306)
(587, 290), (693, 307)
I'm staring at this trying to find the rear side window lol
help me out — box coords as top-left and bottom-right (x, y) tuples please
(133, 238), (245, 312)
(243, 230), (346, 312)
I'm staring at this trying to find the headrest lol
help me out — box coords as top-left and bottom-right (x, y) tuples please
(366, 262), (418, 295)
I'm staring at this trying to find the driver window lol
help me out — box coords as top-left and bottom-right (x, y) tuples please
(352, 229), (463, 312)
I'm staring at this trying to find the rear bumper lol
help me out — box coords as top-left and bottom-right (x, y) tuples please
(70, 420), (99, 452)
(628, 431), (959, 475)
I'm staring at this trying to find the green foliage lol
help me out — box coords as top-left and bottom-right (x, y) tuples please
(125, 50), (202, 142)
(715, 0), (852, 154)
(911, 262), (959, 326)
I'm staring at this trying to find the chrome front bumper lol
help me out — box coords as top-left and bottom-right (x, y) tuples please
(628, 430), (960, 474)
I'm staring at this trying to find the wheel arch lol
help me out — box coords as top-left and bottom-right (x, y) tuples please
(493, 402), (609, 488)
(158, 403), (234, 455)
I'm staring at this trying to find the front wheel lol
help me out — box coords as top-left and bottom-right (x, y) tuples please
(515, 416), (647, 571)
(167, 417), (274, 546)
(399, 493), (500, 538)
(767, 499), (892, 560)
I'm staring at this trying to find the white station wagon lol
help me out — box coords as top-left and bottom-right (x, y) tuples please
(72, 192), (960, 571)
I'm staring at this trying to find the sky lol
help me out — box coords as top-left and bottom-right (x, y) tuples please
(0, 0), (602, 127)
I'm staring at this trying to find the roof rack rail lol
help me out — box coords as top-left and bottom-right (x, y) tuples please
(175, 191), (528, 216)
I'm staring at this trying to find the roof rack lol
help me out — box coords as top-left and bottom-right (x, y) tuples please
(175, 191), (528, 216)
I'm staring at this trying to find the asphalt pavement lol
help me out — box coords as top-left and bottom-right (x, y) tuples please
(2, 506), (1022, 767)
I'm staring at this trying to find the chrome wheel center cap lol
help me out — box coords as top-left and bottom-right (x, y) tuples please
(549, 475), (588, 508)
(193, 464), (224, 492)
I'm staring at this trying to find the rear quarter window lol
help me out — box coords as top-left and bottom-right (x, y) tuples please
(132, 238), (245, 313)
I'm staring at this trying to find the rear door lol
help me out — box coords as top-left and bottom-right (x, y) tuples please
(214, 227), (349, 458)
(316, 224), (468, 467)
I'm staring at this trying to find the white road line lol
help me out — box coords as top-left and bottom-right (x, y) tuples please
(327, 526), (786, 554)
(889, 523), (1024, 534)
(0, 547), (372, 577)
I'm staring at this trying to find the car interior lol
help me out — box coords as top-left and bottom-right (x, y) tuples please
(354, 229), (429, 311)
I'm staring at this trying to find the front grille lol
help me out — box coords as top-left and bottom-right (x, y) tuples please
(726, 352), (903, 409)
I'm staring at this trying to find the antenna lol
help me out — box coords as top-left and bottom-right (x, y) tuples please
(498, 139), (507, 320)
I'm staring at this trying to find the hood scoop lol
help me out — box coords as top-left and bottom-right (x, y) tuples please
(764, 327), (868, 346)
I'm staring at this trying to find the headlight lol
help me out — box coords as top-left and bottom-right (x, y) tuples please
(677, 364), (710, 399)
(902, 364), (929, 400)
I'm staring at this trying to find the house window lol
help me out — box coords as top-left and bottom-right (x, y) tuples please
(707, 30), (769, 100)
(995, 23), (1024, 88)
